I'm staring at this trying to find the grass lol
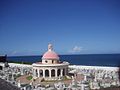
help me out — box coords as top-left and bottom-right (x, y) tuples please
(26, 76), (33, 80)
(44, 80), (58, 82)
(15, 74), (21, 80)
(62, 76), (71, 80)
(44, 76), (71, 82)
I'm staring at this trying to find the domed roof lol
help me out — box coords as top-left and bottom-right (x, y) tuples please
(42, 44), (59, 60)
(42, 51), (59, 60)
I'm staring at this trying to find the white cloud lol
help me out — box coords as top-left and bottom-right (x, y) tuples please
(9, 51), (17, 56)
(69, 46), (83, 53)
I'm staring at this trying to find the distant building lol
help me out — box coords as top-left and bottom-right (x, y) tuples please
(0, 55), (7, 62)
(32, 44), (69, 80)
(0, 55), (9, 70)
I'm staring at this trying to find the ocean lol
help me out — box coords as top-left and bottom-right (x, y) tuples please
(7, 54), (120, 67)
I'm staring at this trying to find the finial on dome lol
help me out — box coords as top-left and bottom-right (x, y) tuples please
(48, 44), (53, 51)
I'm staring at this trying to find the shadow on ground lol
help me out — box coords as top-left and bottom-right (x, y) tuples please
(0, 78), (20, 90)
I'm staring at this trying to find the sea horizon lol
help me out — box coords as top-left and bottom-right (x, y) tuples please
(7, 53), (120, 57)
(7, 53), (120, 67)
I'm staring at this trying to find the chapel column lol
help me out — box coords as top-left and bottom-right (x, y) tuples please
(43, 69), (45, 78)
(60, 69), (63, 77)
(55, 68), (58, 77)
(65, 68), (67, 75)
(37, 69), (40, 77)
(34, 69), (35, 77)
(33, 69), (35, 77)
(66, 67), (68, 75)
(49, 69), (51, 78)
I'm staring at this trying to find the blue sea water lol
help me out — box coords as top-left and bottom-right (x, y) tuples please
(7, 54), (120, 67)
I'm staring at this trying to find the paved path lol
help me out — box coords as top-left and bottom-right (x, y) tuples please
(0, 78), (20, 90)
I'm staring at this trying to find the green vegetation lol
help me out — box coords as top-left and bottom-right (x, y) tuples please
(44, 80), (58, 82)
(44, 76), (71, 82)
(62, 76), (71, 81)
(26, 76), (33, 80)
(14, 74), (21, 80)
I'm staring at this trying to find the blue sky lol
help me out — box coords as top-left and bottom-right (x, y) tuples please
(0, 0), (120, 56)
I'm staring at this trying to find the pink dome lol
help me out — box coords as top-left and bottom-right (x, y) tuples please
(42, 51), (59, 60)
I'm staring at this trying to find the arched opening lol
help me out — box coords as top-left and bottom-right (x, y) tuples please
(36, 69), (38, 77)
(39, 70), (43, 77)
(57, 69), (61, 76)
(45, 69), (49, 77)
(63, 68), (65, 76)
(0, 66), (3, 70)
(52, 60), (54, 63)
(45, 60), (48, 63)
(51, 69), (55, 77)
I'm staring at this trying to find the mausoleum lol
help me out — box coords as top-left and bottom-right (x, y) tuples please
(32, 44), (69, 80)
